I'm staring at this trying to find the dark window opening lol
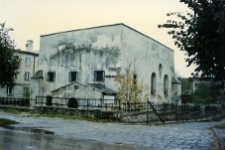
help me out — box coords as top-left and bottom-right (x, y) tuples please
(151, 73), (156, 95)
(69, 72), (77, 82)
(7, 85), (13, 95)
(133, 74), (137, 84)
(94, 71), (105, 82)
(68, 98), (78, 108)
(48, 72), (55, 82)
(164, 75), (169, 96)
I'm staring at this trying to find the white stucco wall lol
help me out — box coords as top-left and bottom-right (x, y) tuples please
(120, 26), (174, 103)
(33, 24), (177, 104)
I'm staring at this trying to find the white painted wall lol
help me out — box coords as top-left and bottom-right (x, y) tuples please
(32, 24), (179, 104)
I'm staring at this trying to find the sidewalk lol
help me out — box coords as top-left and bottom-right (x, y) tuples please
(213, 128), (225, 150)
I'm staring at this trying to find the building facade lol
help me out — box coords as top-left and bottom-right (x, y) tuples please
(31, 23), (181, 104)
(0, 40), (39, 98)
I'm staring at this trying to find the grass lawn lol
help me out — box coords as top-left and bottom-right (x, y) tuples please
(0, 108), (115, 123)
(0, 118), (18, 126)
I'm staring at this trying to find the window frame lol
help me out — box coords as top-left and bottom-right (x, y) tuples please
(7, 85), (13, 95)
(69, 71), (77, 82)
(47, 72), (55, 82)
(151, 73), (156, 95)
(23, 87), (29, 94)
(24, 72), (30, 81)
(94, 70), (105, 82)
(25, 57), (31, 66)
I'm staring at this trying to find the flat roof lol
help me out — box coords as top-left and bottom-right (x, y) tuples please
(14, 49), (39, 56)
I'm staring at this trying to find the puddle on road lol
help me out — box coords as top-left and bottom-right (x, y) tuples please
(3, 126), (54, 135)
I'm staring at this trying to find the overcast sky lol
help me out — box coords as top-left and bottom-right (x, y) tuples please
(0, 0), (195, 77)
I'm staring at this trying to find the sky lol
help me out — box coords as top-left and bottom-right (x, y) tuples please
(0, 0), (195, 77)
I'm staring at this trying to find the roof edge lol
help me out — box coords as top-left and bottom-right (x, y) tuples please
(40, 23), (174, 52)
(40, 23), (124, 37)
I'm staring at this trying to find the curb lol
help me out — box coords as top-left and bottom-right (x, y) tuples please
(213, 128), (225, 150)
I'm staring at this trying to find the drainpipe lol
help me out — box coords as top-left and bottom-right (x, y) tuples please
(33, 55), (36, 75)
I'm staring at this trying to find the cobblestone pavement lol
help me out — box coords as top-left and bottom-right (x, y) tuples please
(1, 112), (224, 150)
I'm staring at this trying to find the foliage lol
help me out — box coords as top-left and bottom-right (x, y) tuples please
(93, 109), (101, 118)
(193, 83), (213, 104)
(179, 78), (193, 95)
(158, 0), (225, 83)
(2, 108), (22, 114)
(115, 59), (144, 103)
(0, 23), (21, 87)
(0, 118), (18, 126)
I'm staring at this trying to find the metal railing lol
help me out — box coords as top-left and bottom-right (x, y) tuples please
(35, 96), (149, 113)
(0, 97), (30, 107)
(146, 101), (225, 123)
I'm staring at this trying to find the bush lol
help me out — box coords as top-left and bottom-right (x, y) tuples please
(93, 109), (101, 118)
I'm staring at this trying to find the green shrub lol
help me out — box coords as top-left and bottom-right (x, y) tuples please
(94, 109), (101, 118)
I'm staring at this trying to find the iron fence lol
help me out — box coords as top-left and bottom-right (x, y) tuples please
(147, 100), (225, 124)
(35, 96), (149, 113)
(0, 97), (30, 107)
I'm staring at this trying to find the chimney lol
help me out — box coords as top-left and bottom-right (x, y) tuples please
(26, 40), (33, 51)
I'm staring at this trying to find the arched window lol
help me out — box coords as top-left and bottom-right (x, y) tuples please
(164, 75), (169, 96)
(151, 73), (156, 95)
(159, 64), (162, 76)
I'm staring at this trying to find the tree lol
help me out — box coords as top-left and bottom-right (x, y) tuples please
(193, 83), (213, 104)
(158, 0), (225, 85)
(115, 59), (144, 103)
(0, 23), (21, 87)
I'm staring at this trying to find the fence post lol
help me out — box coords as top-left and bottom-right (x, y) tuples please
(147, 100), (148, 125)
(176, 103), (178, 122)
(119, 99), (121, 110)
(87, 99), (88, 110)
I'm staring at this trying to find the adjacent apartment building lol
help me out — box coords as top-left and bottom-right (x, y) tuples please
(0, 40), (39, 98)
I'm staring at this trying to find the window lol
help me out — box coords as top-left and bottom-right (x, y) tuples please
(133, 74), (137, 84)
(24, 72), (30, 81)
(159, 64), (162, 76)
(69, 72), (77, 82)
(151, 73), (156, 95)
(7, 85), (13, 95)
(195, 83), (198, 88)
(47, 72), (55, 82)
(25, 57), (31, 66)
(164, 75), (169, 96)
(94, 71), (105, 82)
(23, 87), (29, 94)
